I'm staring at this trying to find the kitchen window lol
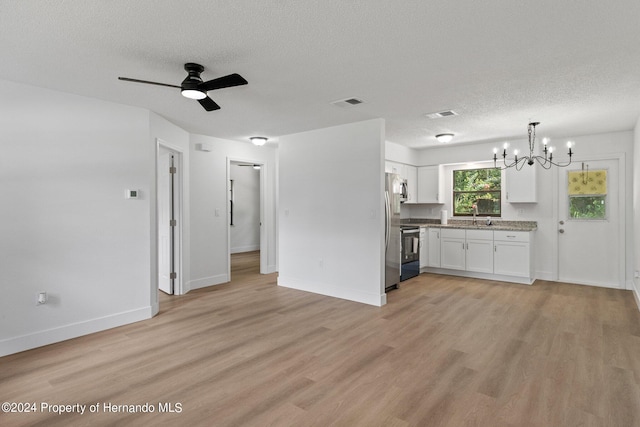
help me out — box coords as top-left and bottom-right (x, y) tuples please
(453, 168), (501, 216)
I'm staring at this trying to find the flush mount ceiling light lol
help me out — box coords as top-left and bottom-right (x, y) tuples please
(436, 133), (454, 143)
(250, 136), (268, 146)
(493, 122), (573, 170)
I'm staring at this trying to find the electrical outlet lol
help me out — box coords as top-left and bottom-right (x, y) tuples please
(518, 208), (525, 216)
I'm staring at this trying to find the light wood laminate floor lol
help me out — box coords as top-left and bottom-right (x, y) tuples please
(2, 252), (640, 426)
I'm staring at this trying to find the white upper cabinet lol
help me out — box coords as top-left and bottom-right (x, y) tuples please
(385, 161), (418, 204)
(404, 165), (417, 204)
(417, 165), (444, 204)
(385, 161), (400, 174)
(505, 165), (536, 203)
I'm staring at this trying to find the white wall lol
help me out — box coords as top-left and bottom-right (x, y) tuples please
(230, 163), (260, 253)
(0, 80), (154, 356)
(409, 130), (634, 285)
(633, 116), (640, 308)
(189, 134), (277, 290)
(386, 140), (417, 165)
(278, 119), (386, 306)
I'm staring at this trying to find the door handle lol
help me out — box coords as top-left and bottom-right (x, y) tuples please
(559, 229), (565, 234)
(559, 220), (565, 225)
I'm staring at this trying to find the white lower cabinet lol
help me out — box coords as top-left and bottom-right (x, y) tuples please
(427, 228), (441, 267)
(493, 231), (531, 278)
(465, 229), (494, 274)
(419, 228), (427, 268)
(426, 228), (534, 284)
(441, 229), (466, 270)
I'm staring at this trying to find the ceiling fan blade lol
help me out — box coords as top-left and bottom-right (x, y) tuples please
(199, 73), (248, 92)
(198, 96), (220, 111)
(118, 77), (181, 89)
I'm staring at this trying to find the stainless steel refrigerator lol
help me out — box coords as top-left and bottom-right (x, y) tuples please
(385, 173), (405, 291)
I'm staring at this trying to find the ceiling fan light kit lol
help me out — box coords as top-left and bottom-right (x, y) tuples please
(118, 62), (248, 111)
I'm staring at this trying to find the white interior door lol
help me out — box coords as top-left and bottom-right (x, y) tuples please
(557, 158), (622, 288)
(158, 146), (174, 294)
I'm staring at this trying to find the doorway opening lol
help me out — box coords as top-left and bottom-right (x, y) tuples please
(228, 159), (265, 280)
(157, 142), (183, 295)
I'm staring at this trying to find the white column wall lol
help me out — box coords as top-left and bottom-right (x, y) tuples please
(278, 119), (386, 306)
(0, 80), (153, 356)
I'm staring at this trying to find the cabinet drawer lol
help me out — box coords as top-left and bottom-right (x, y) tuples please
(494, 230), (529, 242)
(465, 229), (493, 241)
(441, 228), (466, 239)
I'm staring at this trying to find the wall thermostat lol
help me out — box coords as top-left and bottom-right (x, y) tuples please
(125, 189), (139, 199)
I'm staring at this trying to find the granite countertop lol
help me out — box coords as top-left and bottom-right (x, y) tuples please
(401, 218), (537, 232)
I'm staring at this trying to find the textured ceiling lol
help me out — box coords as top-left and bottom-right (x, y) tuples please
(1, 0), (639, 149)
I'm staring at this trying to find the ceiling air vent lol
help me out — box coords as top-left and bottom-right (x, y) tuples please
(425, 110), (458, 119)
(331, 97), (364, 108)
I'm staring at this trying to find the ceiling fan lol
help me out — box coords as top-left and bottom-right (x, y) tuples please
(118, 62), (248, 111)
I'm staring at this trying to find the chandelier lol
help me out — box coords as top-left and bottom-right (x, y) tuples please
(493, 122), (573, 170)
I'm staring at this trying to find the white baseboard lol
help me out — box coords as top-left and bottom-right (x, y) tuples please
(423, 267), (534, 285)
(230, 245), (260, 254)
(277, 276), (385, 307)
(0, 306), (152, 357)
(633, 279), (640, 312)
(263, 264), (278, 274)
(187, 274), (229, 291)
(535, 270), (556, 281)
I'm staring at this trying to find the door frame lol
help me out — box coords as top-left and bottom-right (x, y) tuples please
(552, 152), (626, 288)
(227, 156), (268, 277)
(157, 139), (185, 295)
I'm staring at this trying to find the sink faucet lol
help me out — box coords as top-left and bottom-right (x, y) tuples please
(472, 204), (478, 225)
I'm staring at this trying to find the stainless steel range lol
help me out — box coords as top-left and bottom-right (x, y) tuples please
(400, 226), (420, 281)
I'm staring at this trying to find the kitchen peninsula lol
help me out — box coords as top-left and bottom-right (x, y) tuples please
(404, 219), (537, 285)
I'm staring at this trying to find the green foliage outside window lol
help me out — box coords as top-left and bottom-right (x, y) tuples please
(569, 196), (606, 219)
(453, 168), (501, 216)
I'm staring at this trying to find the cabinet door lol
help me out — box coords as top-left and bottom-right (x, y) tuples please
(466, 239), (494, 273)
(417, 166), (443, 203)
(505, 165), (536, 203)
(441, 237), (465, 270)
(404, 165), (418, 204)
(494, 241), (530, 277)
(419, 228), (427, 268)
(427, 228), (441, 267)
(385, 161), (400, 175)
